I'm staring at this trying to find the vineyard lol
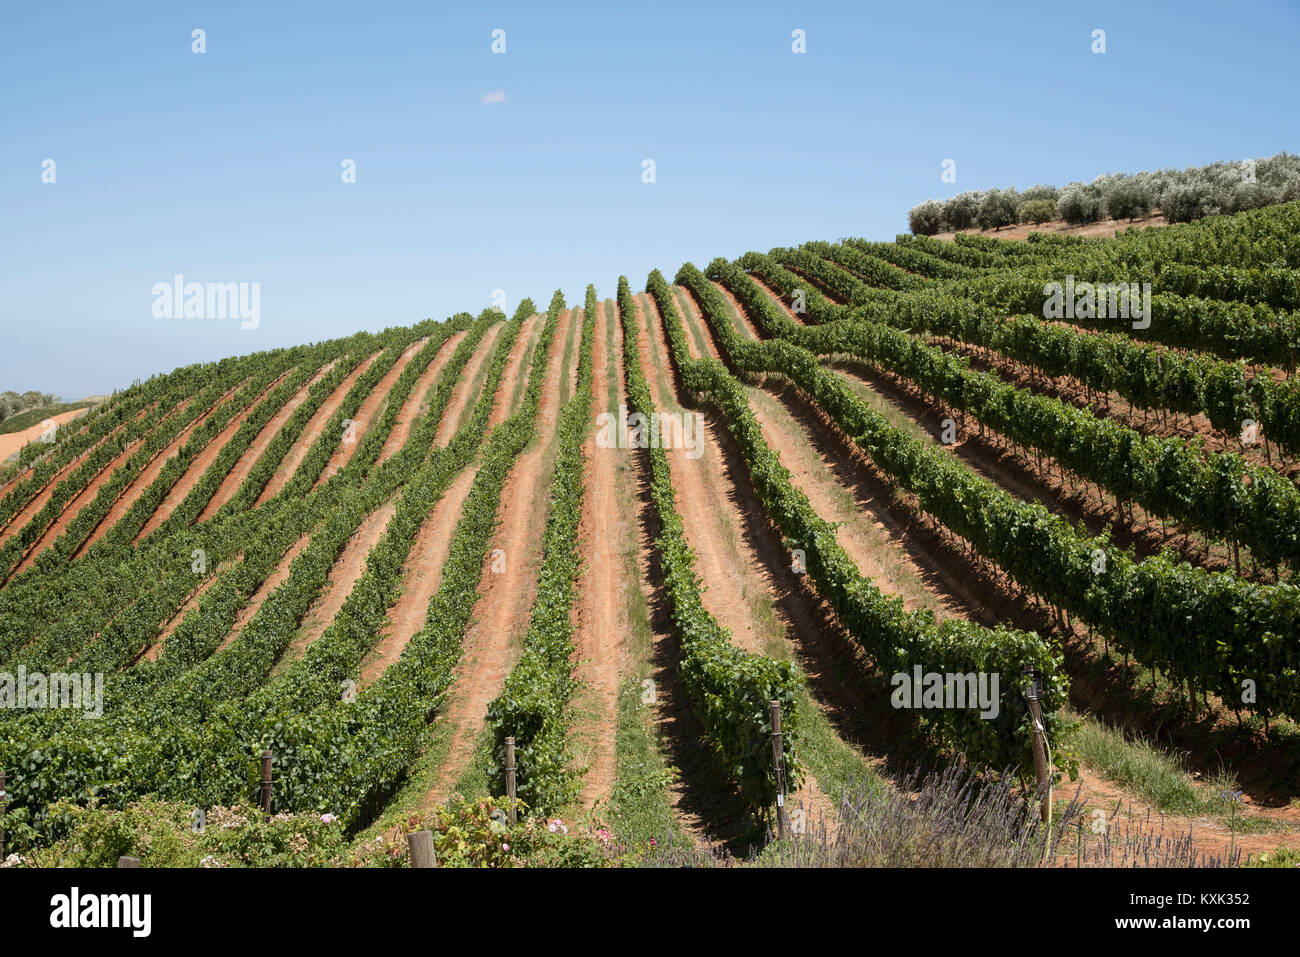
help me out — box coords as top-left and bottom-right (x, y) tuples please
(3, 202), (1300, 869)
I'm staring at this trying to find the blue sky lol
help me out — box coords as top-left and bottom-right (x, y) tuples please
(3, 0), (1298, 397)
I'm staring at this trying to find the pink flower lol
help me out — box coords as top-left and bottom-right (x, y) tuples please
(320, 813), (337, 824)
(502, 843), (510, 852)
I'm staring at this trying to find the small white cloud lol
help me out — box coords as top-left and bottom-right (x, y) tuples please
(481, 90), (507, 104)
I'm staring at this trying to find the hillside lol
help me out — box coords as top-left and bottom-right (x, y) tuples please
(933, 213), (1172, 242)
(3, 202), (1300, 869)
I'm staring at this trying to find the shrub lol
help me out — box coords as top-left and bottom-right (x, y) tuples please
(1057, 184), (1104, 224)
(1019, 199), (1057, 225)
(353, 799), (621, 868)
(1163, 179), (1221, 222)
(1020, 184), (1059, 205)
(907, 199), (946, 235)
(24, 800), (348, 868)
(907, 153), (1300, 231)
(943, 193), (980, 231)
(1226, 181), (1276, 213)
(1105, 179), (1154, 220)
(976, 188), (1020, 230)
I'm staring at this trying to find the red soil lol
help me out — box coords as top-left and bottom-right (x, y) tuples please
(314, 340), (428, 489)
(488, 316), (539, 428)
(422, 309), (574, 808)
(571, 299), (622, 807)
(435, 323), (504, 447)
(376, 332), (467, 467)
(195, 362), (339, 524)
(356, 465), (479, 688)
(273, 500), (398, 671)
(254, 353), (380, 506)
(215, 532), (314, 654)
(0, 408), (90, 464)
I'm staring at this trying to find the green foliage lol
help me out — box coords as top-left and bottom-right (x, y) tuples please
(976, 188), (1020, 230)
(619, 275), (804, 814)
(1058, 184), (1105, 224)
(683, 260), (1066, 771)
(24, 800), (347, 868)
(710, 253), (1300, 728)
(941, 193), (980, 231)
(908, 200), (946, 236)
(1106, 179), (1154, 221)
(485, 286), (599, 814)
(1019, 199), (1057, 225)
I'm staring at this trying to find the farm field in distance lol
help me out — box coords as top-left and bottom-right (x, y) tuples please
(3, 199), (1299, 872)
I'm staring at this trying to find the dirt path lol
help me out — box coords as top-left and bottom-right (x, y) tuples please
(636, 293), (770, 655)
(271, 501), (398, 672)
(750, 275), (812, 328)
(76, 373), (291, 557)
(634, 291), (861, 843)
(488, 317), (538, 428)
(671, 286), (721, 361)
(136, 556), (241, 664)
(195, 362), (339, 524)
(254, 353), (380, 505)
(435, 323), (504, 447)
(314, 340), (427, 488)
(1050, 764), (1300, 865)
(361, 314), (549, 689)
(376, 332), (466, 466)
(570, 300), (623, 808)
(0, 408), (91, 464)
(421, 309), (574, 809)
(934, 213), (1170, 243)
(357, 465), (479, 688)
(215, 532), (314, 653)
(12, 403), (194, 574)
(0, 427), (125, 547)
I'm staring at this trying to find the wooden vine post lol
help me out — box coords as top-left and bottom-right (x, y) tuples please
(259, 750), (274, 816)
(1023, 666), (1050, 822)
(769, 700), (789, 840)
(408, 830), (437, 868)
(505, 737), (517, 825)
